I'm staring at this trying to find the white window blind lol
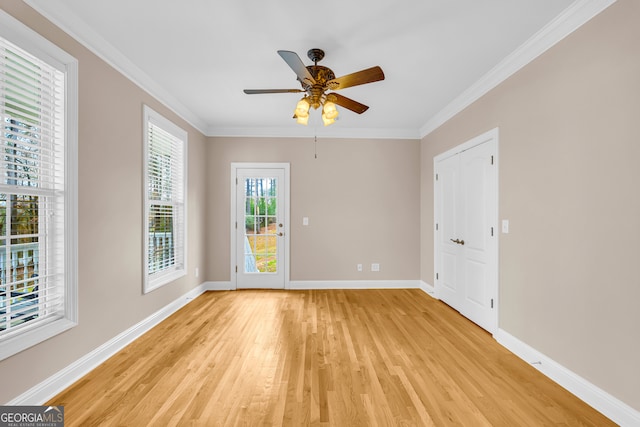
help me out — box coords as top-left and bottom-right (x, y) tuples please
(143, 106), (186, 292)
(0, 17), (77, 357)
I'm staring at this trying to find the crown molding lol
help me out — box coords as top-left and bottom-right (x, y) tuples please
(23, 0), (418, 140)
(419, 0), (618, 139)
(207, 125), (420, 140)
(23, 0), (616, 141)
(23, 0), (210, 135)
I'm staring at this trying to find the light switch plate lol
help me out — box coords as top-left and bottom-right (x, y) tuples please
(502, 219), (509, 234)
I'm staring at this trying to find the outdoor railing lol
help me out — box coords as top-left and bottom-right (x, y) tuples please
(0, 242), (40, 328)
(149, 231), (174, 274)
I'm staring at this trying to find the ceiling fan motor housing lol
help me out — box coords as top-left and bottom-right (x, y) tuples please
(302, 65), (336, 109)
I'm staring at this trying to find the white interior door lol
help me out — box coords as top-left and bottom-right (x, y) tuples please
(233, 165), (288, 289)
(435, 130), (498, 333)
(435, 154), (463, 309)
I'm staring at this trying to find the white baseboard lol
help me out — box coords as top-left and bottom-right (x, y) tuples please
(495, 329), (640, 427)
(288, 280), (421, 290)
(7, 283), (209, 405)
(204, 281), (234, 291)
(205, 279), (423, 291)
(419, 280), (436, 298)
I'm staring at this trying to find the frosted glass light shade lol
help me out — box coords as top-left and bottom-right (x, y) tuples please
(323, 101), (338, 120)
(296, 114), (309, 125)
(295, 98), (310, 117)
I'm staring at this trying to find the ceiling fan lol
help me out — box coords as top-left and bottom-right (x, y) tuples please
(243, 48), (385, 126)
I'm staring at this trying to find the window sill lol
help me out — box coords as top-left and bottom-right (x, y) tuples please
(0, 317), (77, 362)
(144, 268), (187, 294)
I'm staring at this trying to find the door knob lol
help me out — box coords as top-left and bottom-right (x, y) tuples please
(450, 238), (465, 245)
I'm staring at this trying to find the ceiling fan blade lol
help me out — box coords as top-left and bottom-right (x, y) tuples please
(243, 89), (304, 94)
(328, 93), (369, 114)
(277, 50), (316, 86)
(327, 66), (385, 90)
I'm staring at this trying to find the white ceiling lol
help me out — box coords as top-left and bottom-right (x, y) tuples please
(25, 0), (606, 139)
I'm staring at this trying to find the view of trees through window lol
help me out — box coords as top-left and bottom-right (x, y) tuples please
(1, 43), (48, 331)
(147, 131), (176, 275)
(244, 177), (278, 273)
(0, 17), (74, 355)
(143, 106), (186, 293)
(1, 118), (43, 330)
(144, 113), (185, 287)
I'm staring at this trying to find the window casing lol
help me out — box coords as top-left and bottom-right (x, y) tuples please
(143, 106), (186, 293)
(0, 11), (78, 361)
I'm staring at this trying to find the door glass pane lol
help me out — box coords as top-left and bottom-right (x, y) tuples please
(243, 177), (278, 273)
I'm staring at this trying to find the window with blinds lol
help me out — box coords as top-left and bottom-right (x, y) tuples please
(0, 11), (78, 361)
(143, 106), (186, 293)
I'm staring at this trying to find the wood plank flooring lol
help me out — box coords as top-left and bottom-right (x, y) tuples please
(47, 289), (614, 426)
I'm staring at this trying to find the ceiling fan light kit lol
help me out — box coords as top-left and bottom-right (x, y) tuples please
(244, 48), (384, 126)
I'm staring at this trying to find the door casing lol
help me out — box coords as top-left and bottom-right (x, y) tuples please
(230, 162), (290, 290)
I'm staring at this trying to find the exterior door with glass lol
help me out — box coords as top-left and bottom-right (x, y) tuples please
(234, 165), (288, 289)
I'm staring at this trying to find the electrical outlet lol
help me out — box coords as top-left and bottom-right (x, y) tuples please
(357, 264), (363, 272)
(371, 263), (380, 272)
(195, 267), (199, 278)
(303, 217), (309, 226)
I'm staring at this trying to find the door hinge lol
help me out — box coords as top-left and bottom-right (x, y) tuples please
(236, 177), (238, 185)
(491, 298), (494, 308)
(235, 265), (238, 273)
(491, 226), (494, 236)
(436, 223), (439, 231)
(235, 221), (237, 229)
(491, 155), (494, 165)
(436, 273), (439, 280)
(435, 173), (439, 181)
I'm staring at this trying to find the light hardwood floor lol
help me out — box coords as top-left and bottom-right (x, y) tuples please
(48, 289), (614, 426)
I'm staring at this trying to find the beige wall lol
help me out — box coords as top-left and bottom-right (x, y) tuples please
(206, 137), (420, 282)
(0, 2), (207, 403)
(421, 0), (640, 411)
(2, 0), (638, 416)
